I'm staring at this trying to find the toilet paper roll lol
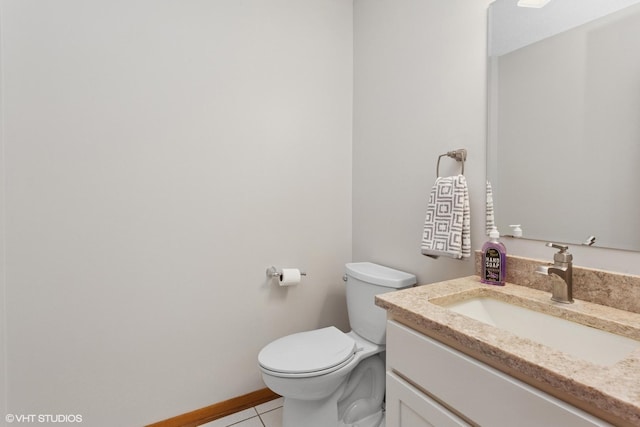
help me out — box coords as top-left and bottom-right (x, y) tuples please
(279, 268), (301, 286)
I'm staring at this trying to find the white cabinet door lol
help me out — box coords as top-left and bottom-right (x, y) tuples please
(386, 372), (470, 427)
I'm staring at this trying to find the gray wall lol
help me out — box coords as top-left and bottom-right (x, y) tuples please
(353, 0), (492, 283)
(0, 1), (352, 425)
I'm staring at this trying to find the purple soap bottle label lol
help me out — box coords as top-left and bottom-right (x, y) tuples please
(482, 247), (505, 285)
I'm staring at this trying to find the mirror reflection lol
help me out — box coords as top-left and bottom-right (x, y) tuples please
(487, 0), (640, 251)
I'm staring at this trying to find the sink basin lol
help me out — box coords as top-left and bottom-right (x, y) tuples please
(441, 297), (640, 366)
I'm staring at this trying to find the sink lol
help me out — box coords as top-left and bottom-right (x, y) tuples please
(440, 297), (640, 366)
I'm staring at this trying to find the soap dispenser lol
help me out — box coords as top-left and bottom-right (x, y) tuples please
(509, 224), (523, 238)
(481, 227), (506, 286)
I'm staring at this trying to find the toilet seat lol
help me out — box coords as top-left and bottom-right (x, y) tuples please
(258, 326), (357, 378)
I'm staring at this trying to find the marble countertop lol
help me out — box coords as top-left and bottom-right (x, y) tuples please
(376, 276), (640, 427)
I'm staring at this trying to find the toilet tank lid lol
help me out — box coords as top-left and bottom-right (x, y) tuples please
(345, 262), (416, 289)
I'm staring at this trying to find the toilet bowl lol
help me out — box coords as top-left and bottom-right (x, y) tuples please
(258, 262), (416, 427)
(260, 328), (385, 426)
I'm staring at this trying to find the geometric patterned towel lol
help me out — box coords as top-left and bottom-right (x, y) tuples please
(486, 180), (495, 236)
(421, 175), (471, 259)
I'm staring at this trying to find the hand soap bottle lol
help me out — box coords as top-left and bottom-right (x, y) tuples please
(481, 227), (506, 286)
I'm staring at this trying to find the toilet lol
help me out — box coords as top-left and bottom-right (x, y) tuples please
(258, 262), (416, 427)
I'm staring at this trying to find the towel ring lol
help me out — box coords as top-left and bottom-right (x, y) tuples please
(436, 149), (467, 178)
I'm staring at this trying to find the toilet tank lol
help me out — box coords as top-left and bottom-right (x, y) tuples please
(345, 262), (416, 345)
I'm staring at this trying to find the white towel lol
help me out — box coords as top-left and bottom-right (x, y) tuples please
(421, 175), (470, 259)
(486, 180), (495, 235)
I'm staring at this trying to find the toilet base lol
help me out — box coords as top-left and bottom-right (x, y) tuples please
(282, 385), (344, 427)
(339, 410), (384, 427)
(282, 398), (384, 427)
(281, 355), (385, 427)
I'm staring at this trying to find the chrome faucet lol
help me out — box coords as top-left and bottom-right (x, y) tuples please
(535, 242), (574, 304)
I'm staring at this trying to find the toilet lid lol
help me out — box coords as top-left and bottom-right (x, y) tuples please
(258, 326), (356, 375)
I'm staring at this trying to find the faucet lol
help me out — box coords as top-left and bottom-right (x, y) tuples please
(535, 242), (574, 304)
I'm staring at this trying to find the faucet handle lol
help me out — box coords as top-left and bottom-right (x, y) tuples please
(545, 242), (573, 263)
(546, 242), (568, 252)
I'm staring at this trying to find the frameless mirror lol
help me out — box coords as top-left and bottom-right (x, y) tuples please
(487, 0), (640, 251)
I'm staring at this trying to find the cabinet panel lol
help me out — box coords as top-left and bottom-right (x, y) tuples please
(386, 372), (469, 427)
(387, 320), (612, 427)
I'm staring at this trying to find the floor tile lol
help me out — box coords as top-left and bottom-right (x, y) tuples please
(230, 416), (264, 427)
(200, 408), (258, 426)
(259, 407), (283, 427)
(255, 397), (284, 414)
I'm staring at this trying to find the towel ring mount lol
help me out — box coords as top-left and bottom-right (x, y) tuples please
(436, 148), (466, 177)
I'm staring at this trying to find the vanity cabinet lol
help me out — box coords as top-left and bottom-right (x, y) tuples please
(385, 320), (612, 427)
(386, 371), (469, 426)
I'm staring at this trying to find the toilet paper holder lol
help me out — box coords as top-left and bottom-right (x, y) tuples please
(266, 266), (307, 279)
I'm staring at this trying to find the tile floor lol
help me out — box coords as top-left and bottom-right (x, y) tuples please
(201, 397), (283, 427)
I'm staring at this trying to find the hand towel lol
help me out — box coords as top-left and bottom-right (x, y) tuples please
(421, 175), (470, 259)
(486, 180), (495, 235)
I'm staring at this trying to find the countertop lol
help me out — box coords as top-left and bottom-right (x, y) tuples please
(376, 276), (640, 427)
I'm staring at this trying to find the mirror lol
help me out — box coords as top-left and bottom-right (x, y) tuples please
(487, 0), (640, 251)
